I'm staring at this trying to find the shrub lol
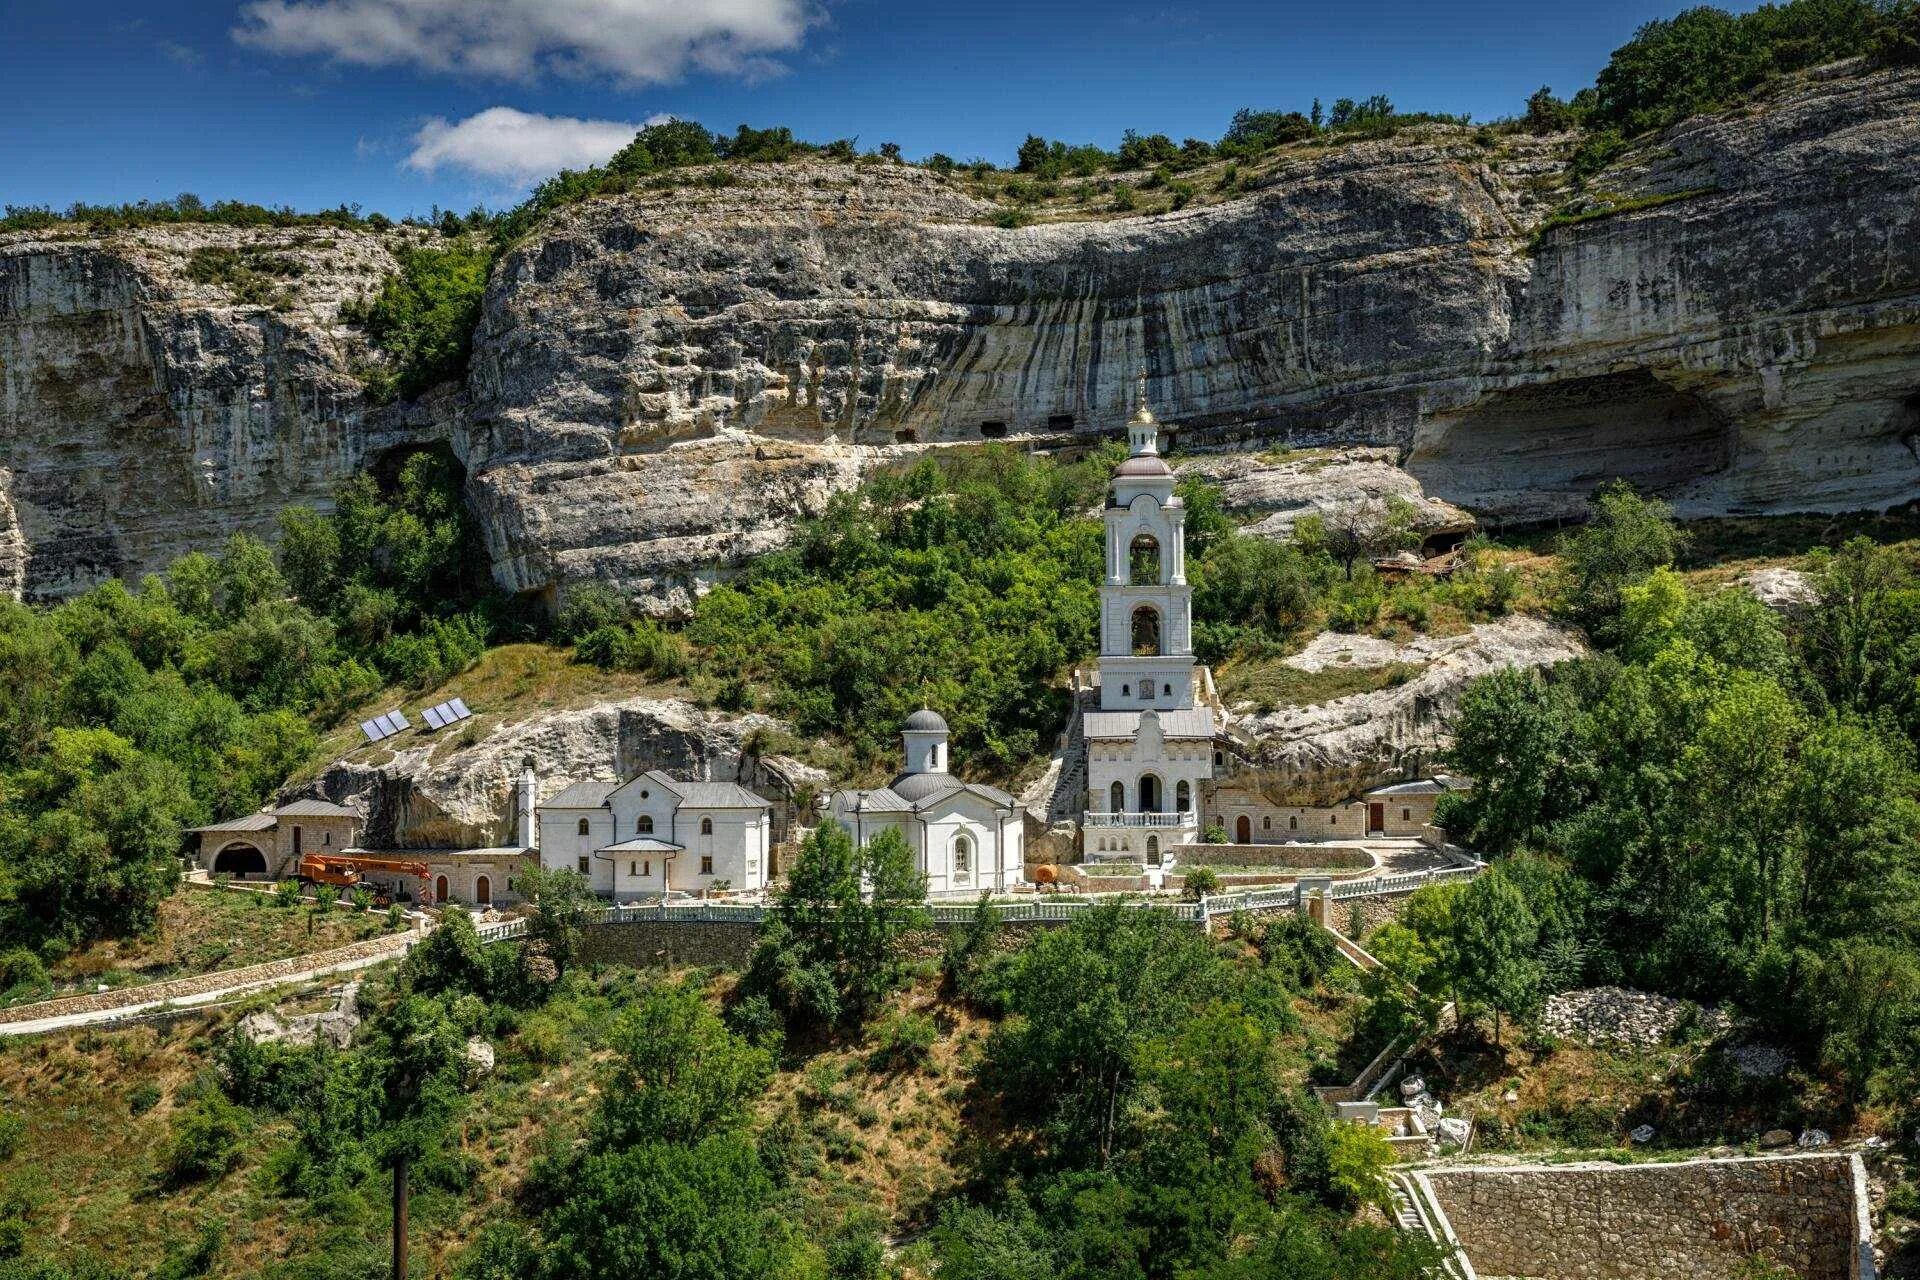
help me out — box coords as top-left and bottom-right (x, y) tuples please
(0, 949), (49, 1002)
(347, 240), (494, 401)
(870, 1010), (938, 1070)
(1324, 1119), (1395, 1211)
(274, 878), (304, 908)
(1261, 915), (1340, 991)
(0, 1114), (22, 1161)
(1183, 867), (1221, 899)
(128, 1081), (164, 1116)
(1202, 823), (1229, 844)
(163, 1094), (247, 1184)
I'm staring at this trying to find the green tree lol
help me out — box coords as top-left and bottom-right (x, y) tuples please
(520, 863), (595, 978)
(1810, 938), (1920, 1106)
(1555, 480), (1685, 638)
(1449, 869), (1541, 1044)
(593, 984), (773, 1150)
(361, 994), (467, 1280)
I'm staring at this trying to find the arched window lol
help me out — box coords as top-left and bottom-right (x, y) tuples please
(1175, 780), (1190, 812)
(954, 834), (973, 877)
(1109, 781), (1124, 812)
(700, 817), (713, 835)
(1128, 533), (1161, 585)
(1130, 605), (1162, 657)
(638, 814), (654, 834)
(577, 817), (590, 836)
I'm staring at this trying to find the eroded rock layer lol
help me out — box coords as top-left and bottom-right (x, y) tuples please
(5, 66), (1919, 603)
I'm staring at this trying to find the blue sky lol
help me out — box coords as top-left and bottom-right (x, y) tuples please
(4, 0), (1743, 219)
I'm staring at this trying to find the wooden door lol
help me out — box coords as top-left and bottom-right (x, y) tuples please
(1235, 815), (1251, 843)
(1367, 803), (1384, 834)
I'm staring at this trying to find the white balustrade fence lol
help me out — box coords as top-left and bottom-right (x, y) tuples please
(473, 861), (1483, 944)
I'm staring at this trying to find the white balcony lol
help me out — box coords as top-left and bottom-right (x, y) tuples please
(1083, 810), (1196, 829)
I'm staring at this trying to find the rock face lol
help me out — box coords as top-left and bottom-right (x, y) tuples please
(0, 224), (446, 598)
(300, 694), (796, 848)
(1175, 447), (1473, 544)
(1228, 615), (1585, 796)
(6, 66), (1919, 605)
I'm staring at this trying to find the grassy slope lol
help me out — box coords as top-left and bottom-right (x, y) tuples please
(16, 890), (397, 1006)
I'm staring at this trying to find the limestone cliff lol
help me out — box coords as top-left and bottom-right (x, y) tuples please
(0, 224), (445, 597)
(4, 64), (1918, 605)
(464, 65), (1920, 604)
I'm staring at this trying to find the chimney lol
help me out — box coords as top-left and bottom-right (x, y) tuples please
(516, 756), (537, 849)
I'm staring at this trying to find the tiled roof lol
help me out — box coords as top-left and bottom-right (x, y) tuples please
(189, 811), (277, 833)
(271, 798), (358, 819)
(1082, 708), (1215, 740)
(598, 837), (684, 853)
(833, 787), (913, 813)
(544, 780), (618, 809)
(659, 779), (771, 809)
(833, 780), (1016, 815)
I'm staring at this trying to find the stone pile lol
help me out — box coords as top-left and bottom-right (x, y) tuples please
(1541, 986), (1735, 1047)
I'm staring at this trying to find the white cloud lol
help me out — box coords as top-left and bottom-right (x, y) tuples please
(233, 0), (813, 87)
(405, 107), (670, 183)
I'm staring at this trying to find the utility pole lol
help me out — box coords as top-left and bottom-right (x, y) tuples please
(391, 1155), (408, 1278)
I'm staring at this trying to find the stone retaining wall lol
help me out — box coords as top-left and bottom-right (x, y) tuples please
(1185, 843), (1375, 869)
(579, 921), (763, 969)
(1424, 1154), (1871, 1280)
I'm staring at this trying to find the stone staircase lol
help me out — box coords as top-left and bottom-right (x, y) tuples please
(1041, 677), (1096, 826)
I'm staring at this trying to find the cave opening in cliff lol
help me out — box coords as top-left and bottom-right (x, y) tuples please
(368, 441), (464, 497)
(1406, 369), (1733, 523)
(979, 420), (1008, 439)
(1048, 413), (1076, 432)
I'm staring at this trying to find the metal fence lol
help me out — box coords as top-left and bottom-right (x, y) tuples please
(475, 861), (1481, 943)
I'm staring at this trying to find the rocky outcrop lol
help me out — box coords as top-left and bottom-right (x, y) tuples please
(5, 66), (1918, 605)
(300, 694), (795, 848)
(1227, 615), (1584, 795)
(1175, 447), (1473, 544)
(0, 224), (444, 598)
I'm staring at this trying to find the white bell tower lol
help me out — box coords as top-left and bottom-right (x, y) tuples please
(1097, 375), (1195, 713)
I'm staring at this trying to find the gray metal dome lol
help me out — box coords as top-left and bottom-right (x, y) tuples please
(890, 771), (959, 803)
(903, 707), (949, 733)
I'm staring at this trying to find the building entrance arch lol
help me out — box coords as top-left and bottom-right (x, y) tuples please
(212, 843), (268, 878)
(434, 875), (449, 904)
(476, 875), (491, 906)
(1138, 774), (1163, 813)
(1235, 815), (1251, 843)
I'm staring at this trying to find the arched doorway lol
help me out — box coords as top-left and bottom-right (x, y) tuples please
(1138, 775), (1162, 813)
(1146, 835), (1160, 866)
(1109, 781), (1124, 812)
(1175, 780), (1191, 813)
(434, 875), (449, 904)
(1129, 533), (1161, 585)
(475, 875), (491, 907)
(1131, 605), (1162, 656)
(213, 843), (267, 878)
(1235, 815), (1251, 843)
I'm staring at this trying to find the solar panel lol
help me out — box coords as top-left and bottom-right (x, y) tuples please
(448, 698), (472, 721)
(373, 713), (400, 737)
(359, 719), (389, 744)
(422, 705), (447, 730)
(387, 708), (411, 730)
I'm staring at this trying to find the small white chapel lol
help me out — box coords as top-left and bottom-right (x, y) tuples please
(827, 709), (1026, 896)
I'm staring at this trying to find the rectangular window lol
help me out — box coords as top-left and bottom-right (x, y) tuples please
(629, 860), (637, 876)
(747, 861), (758, 874)
(1289, 816), (1297, 830)
(1402, 808), (1411, 821)
(577, 856), (590, 874)
(643, 860), (651, 876)
(700, 855), (714, 875)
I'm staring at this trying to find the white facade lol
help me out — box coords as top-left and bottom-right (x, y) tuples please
(537, 770), (772, 898)
(828, 711), (1026, 896)
(1082, 379), (1215, 862)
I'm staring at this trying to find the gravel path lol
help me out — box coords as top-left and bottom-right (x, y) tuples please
(0, 929), (421, 1036)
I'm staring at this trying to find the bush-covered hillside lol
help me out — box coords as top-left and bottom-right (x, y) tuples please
(0, 832), (1433, 1280)
(1418, 484), (1920, 1115)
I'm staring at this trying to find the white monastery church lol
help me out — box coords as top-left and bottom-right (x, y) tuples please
(1083, 381), (1219, 864)
(827, 709), (1026, 896)
(536, 769), (774, 898)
